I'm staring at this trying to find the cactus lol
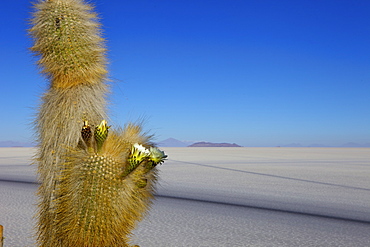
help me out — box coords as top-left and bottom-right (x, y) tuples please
(29, 0), (166, 246)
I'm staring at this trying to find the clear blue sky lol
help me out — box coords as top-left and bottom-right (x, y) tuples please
(1, 0), (369, 147)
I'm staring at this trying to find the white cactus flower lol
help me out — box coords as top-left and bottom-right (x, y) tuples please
(131, 143), (150, 163)
(149, 147), (167, 165)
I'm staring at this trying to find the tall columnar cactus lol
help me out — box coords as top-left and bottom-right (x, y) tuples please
(29, 0), (166, 246)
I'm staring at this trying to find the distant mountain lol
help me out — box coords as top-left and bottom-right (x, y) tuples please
(279, 142), (370, 147)
(188, 142), (242, 147)
(340, 142), (370, 148)
(281, 143), (303, 147)
(283, 143), (329, 147)
(157, 138), (194, 147)
(308, 143), (329, 147)
(157, 138), (242, 147)
(0, 141), (35, 147)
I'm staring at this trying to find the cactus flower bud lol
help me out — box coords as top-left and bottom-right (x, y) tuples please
(94, 120), (110, 152)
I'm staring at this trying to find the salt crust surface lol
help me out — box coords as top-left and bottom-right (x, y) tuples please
(0, 147), (369, 246)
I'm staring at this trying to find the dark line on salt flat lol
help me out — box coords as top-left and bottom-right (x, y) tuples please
(1, 179), (369, 225)
(155, 194), (370, 225)
(0, 179), (38, 185)
(169, 159), (370, 192)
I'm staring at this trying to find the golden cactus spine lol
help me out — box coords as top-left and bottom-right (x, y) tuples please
(29, 0), (166, 246)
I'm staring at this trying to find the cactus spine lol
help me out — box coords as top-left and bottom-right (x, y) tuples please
(29, 0), (166, 246)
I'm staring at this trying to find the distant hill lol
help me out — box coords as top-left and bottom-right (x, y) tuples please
(156, 138), (370, 148)
(340, 142), (370, 148)
(281, 143), (303, 147)
(157, 138), (194, 147)
(307, 143), (330, 147)
(188, 142), (241, 147)
(280, 142), (370, 147)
